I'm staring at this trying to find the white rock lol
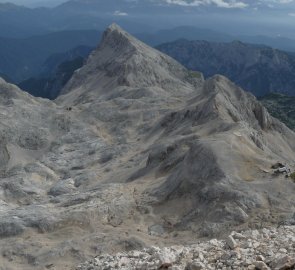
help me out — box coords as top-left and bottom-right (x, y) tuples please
(254, 261), (270, 270)
(209, 239), (219, 246)
(186, 261), (205, 270)
(158, 248), (177, 266)
(271, 255), (295, 270)
(232, 232), (246, 240)
(226, 235), (238, 249)
(256, 255), (265, 261)
(278, 248), (287, 253)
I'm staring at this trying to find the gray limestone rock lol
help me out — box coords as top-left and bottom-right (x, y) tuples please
(0, 25), (295, 270)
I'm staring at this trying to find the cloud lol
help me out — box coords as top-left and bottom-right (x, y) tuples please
(162, 0), (295, 8)
(163, 0), (248, 8)
(258, 0), (294, 4)
(113, 10), (128, 16)
(278, 0), (293, 3)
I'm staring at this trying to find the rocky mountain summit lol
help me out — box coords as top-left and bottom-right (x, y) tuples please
(0, 24), (294, 269)
(60, 23), (203, 100)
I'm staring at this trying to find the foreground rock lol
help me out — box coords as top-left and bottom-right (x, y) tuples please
(78, 226), (295, 270)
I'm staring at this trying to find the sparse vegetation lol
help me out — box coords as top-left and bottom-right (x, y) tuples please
(187, 70), (202, 79)
(259, 93), (295, 131)
(290, 172), (295, 182)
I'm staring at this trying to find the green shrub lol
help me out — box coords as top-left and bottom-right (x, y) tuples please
(187, 71), (202, 79)
(291, 172), (295, 182)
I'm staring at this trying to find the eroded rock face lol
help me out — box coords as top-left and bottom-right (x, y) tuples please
(17, 129), (49, 150)
(0, 219), (24, 238)
(0, 25), (295, 270)
(0, 140), (9, 168)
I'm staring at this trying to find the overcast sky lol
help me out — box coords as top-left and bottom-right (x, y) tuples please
(0, 0), (294, 38)
(0, 0), (294, 9)
(0, 0), (67, 7)
(0, 0), (295, 24)
(0, 0), (295, 10)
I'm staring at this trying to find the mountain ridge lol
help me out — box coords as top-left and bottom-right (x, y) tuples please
(157, 39), (295, 96)
(0, 24), (294, 269)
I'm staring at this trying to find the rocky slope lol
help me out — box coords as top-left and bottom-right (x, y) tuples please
(78, 225), (295, 270)
(157, 39), (295, 96)
(0, 24), (294, 270)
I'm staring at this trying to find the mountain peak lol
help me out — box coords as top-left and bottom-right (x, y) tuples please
(60, 24), (202, 99)
(100, 23), (144, 52)
(107, 23), (124, 33)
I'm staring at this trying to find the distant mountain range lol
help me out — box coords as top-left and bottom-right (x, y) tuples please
(3, 0), (295, 85)
(38, 45), (92, 77)
(19, 57), (84, 99)
(0, 1), (152, 38)
(136, 26), (233, 46)
(0, 30), (100, 82)
(138, 27), (295, 53)
(157, 39), (295, 96)
(15, 35), (295, 100)
(14, 26), (233, 99)
(4, 24), (295, 87)
(1, 0), (295, 52)
(2, 0), (295, 99)
(0, 73), (11, 82)
(18, 46), (91, 99)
